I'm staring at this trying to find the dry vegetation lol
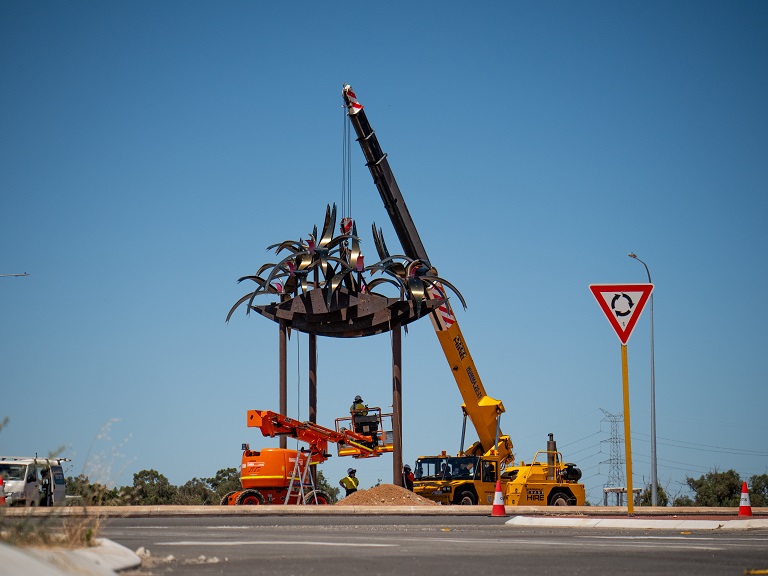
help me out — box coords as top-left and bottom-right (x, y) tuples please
(0, 510), (100, 548)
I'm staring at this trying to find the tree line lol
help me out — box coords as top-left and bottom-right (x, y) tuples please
(64, 467), (767, 507)
(633, 470), (767, 507)
(65, 468), (341, 506)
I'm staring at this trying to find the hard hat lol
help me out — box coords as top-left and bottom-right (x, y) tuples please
(403, 464), (411, 470)
(354, 395), (362, 402)
(347, 468), (356, 474)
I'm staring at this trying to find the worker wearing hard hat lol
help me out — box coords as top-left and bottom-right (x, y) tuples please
(339, 468), (359, 497)
(349, 395), (368, 416)
(402, 464), (414, 492)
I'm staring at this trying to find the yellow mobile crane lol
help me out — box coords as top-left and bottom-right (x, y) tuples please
(342, 84), (584, 506)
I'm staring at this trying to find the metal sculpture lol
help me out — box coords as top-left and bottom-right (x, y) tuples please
(227, 204), (465, 338)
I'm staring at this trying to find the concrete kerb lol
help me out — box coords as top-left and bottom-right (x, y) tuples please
(0, 539), (141, 576)
(3, 505), (767, 520)
(2, 505), (768, 521)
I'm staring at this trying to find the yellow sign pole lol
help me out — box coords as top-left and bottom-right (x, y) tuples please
(621, 344), (634, 515)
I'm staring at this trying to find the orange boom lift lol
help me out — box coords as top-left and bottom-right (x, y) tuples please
(223, 409), (393, 505)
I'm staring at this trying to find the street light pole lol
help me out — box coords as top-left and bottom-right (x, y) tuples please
(628, 252), (657, 506)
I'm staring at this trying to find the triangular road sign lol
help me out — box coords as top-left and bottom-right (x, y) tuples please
(589, 283), (654, 345)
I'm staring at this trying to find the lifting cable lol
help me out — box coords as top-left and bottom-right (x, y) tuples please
(341, 105), (352, 224)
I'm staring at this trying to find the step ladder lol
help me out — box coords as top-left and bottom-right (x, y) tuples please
(284, 446), (317, 505)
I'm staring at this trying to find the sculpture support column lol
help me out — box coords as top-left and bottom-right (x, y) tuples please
(392, 325), (403, 486)
(279, 320), (287, 449)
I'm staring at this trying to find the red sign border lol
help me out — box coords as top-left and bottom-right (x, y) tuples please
(589, 283), (654, 345)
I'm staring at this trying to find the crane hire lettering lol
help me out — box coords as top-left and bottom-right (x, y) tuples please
(526, 489), (545, 502)
(452, 334), (467, 360)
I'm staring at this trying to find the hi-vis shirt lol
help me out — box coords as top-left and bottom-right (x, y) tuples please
(340, 475), (359, 490)
(350, 402), (368, 415)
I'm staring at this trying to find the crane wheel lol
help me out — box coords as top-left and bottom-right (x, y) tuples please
(236, 489), (265, 505)
(304, 490), (331, 505)
(220, 491), (237, 506)
(548, 491), (573, 506)
(455, 490), (477, 505)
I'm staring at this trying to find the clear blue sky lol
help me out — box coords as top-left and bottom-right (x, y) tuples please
(2, 1), (766, 504)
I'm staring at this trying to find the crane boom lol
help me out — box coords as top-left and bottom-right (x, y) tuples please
(342, 84), (512, 462)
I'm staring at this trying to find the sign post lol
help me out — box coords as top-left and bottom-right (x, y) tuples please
(589, 283), (654, 515)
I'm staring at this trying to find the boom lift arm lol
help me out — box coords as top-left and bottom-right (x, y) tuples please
(247, 409), (383, 460)
(341, 84), (513, 463)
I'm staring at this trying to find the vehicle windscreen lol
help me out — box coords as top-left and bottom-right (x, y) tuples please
(0, 463), (26, 481)
(415, 456), (479, 480)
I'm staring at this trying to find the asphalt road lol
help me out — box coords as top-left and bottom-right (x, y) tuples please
(100, 515), (768, 576)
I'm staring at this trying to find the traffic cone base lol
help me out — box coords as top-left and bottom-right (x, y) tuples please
(739, 481), (752, 517)
(491, 480), (507, 517)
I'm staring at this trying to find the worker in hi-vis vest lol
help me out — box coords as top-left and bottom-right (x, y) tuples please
(339, 468), (359, 497)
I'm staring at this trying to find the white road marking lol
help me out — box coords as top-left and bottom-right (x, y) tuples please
(155, 540), (397, 547)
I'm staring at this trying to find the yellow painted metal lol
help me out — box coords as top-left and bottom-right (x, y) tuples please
(435, 321), (512, 461)
(622, 344), (634, 515)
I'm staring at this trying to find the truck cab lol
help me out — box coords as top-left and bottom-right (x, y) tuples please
(413, 448), (584, 506)
(0, 456), (68, 507)
(413, 455), (498, 505)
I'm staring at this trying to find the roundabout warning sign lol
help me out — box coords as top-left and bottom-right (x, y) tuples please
(589, 283), (654, 344)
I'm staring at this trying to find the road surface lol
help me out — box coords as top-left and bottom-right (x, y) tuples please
(101, 515), (768, 576)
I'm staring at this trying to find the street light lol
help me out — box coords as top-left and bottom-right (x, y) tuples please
(628, 252), (657, 506)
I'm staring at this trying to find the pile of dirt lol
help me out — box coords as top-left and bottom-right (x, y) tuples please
(335, 484), (439, 506)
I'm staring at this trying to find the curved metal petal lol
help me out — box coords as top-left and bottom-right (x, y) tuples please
(319, 204), (337, 248)
(256, 262), (277, 277)
(325, 233), (360, 251)
(267, 240), (303, 254)
(326, 270), (352, 307)
(236, 275), (266, 285)
(371, 224), (390, 261)
(365, 277), (404, 295)
(408, 276), (425, 317)
(226, 292), (255, 322)
(263, 253), (301, 292)
(422, 277), (467, 310)
(348, 221), (362, 271)
(405, 259), (430, 278)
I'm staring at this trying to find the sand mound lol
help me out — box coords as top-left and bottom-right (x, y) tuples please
(335, 483), (439, 506)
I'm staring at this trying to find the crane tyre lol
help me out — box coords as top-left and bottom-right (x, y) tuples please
(455, 490), (477, 506)
(236, 489), (265, 505)
(548, 491), (572, 506)
(304, 490), (331, 505)
(220, 491), (237, 506)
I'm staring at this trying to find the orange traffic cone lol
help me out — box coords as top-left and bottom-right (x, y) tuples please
(491, 480), (507, 517)
(0, 475), (5, 506)
(739, 481), (752, 517)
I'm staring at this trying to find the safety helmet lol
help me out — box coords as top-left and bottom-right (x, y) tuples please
(403, 464), (411, 470)
(354, 395), (362, 402)
(347, 468), (356, 475)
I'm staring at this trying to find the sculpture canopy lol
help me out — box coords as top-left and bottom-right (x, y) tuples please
(251, 286), (444, 338)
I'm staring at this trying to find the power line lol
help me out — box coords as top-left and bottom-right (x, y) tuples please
(631, 431), (768, 456)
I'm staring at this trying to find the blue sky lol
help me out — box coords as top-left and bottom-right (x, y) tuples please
(2, 1), (766, 504)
